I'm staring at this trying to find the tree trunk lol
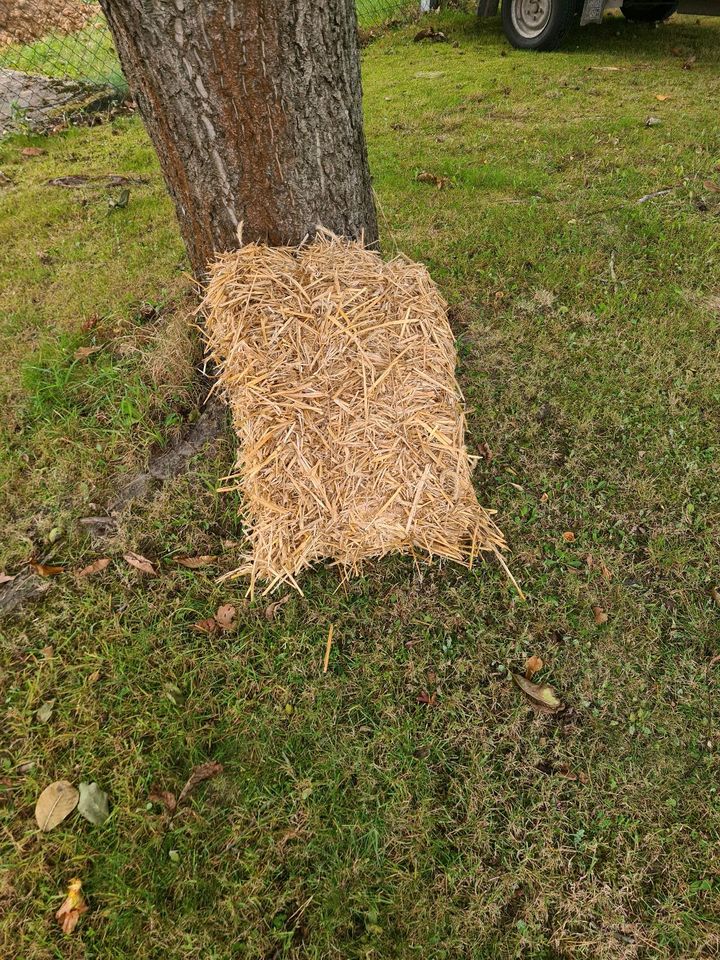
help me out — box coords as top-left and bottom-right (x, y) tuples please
(99, 0), (378, 276)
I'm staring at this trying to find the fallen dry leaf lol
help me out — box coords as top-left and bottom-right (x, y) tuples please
(36, 700), (55, 723)
(193, 617), (219, 634)
(123, 552), (156, 575)
(175, 555), (218, 569)
(655, 94), (670, 101)
(683, 55), (696, 70)
(73, 345), (103, 360)
(592, 605), (609, 625)
(21, 146), (46, 157)
(562, 531), (575, 543)
(703, 180), (720, 194)
(55, 878), (88, 935)
(177, 760), (224, 805)
(265, 594), (291, 621)
(417, 690), (438, 706)
(478, 441), (494, 463)
(709, 586), (719, 606)
(525, 655), (544, 680)
(0, 572), (16, 584)
(215, 604), (236, 631)
(35, 781), (79, 831)
(148, 786), (177, 815)
(416, 170), (451, 189)
(600, 561), (612, 581)
(78, 558), (111, 577)
(556, 763), (588, 783)
(512, 674), (564, 714)
(29, 560), (65, 577)
(413, 27), (448, 42)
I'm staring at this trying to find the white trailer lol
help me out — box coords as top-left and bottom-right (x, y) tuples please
(476, 0), (718, 49)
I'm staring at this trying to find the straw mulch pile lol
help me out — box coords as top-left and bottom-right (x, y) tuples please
(202, 232), (508, 595)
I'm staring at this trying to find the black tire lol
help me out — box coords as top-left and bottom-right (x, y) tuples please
(621, 0), (678, 20)
(501, 0), (576, 50)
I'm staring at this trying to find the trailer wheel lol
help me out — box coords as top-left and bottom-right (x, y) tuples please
(621, 1), (678, 20)
(501, 0), (575, 50)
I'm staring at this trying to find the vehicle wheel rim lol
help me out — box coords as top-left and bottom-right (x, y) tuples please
(511, 0), (552, 38)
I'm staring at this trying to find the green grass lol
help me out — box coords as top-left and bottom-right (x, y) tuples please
(0, 19), (124, 89)
(0, 1), (409, 87)
(2, 10), (720, 959)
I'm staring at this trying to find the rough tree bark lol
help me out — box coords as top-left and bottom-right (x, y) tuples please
(99, 0), (378, 275)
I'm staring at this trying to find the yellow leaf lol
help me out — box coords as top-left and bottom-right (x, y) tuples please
(55, 878), (88, 934)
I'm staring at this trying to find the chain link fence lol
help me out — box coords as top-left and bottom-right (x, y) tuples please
(0, 0), (428, 135)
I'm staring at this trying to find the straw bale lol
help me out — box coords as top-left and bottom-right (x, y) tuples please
(202, 231), (506, 594)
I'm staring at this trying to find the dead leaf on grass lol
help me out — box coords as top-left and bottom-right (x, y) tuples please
(524, 655), (543, 680)
(709, 586), (719, 606)
(0, 572), (16, 584)
(78, 558), (111, 577)
(683, 55), (696, 70)
(36, 700), (55, 723)
(562, 531), (575, 543)
(55, 878), (88, 935)
(193, 617), (219, 634)
(417, 690), (438, 706)
(175, 555), (218, 569)
(215, 604), (236, 631)
(655, 94), (670, 101)
(35, 781), (79, 831)
(73, 345), (103, 360)
(77, 782), (109, 825)
(123, 552), (156, 575)
(414, 27), (448, 42)
(21, 146), (46, 157)
(416, 170), (451, 189)
(265, 594), (291, 621)
(703, 180), (720, 194)
(592, 605), (609, 625)
(177, 760), (224, 805)
(148, 786), (177, 815)
(29, 560), (64, 577)
(556, 763), (589, 783)
(478, 441), (494, 463)
(512, 674), (564, 714)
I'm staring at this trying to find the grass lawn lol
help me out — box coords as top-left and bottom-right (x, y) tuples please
(2, 10), (720, 959)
